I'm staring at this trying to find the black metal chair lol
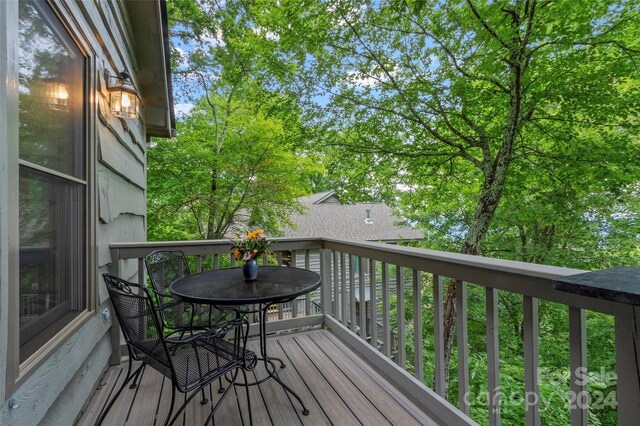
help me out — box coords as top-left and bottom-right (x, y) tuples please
(144, 250), (207, 334)
(99, 273), (256, 426)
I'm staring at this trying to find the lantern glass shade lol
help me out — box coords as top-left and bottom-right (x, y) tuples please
(110, 87), (139, 119)
(108, 72), (140, 119)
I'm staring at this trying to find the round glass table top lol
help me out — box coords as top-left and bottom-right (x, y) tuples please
(169, 266), (321, 305)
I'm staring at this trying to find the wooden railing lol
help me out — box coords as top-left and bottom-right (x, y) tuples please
(110, 237), (640, 426)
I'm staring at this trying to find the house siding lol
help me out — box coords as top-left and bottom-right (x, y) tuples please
(0, 1), (160, 424)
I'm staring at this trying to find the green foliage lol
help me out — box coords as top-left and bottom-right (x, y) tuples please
(161, 1), (639, 424)
(147, 91), (321, 241)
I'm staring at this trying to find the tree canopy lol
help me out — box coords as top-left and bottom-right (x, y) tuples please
(158, 1), (640, 423)
(147, 89), (321, 241)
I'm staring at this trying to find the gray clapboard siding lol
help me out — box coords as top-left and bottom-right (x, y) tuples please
(98, 167), (146, 224)
(97, 124), (146, 190)
(0, 0), (166, 423)
(0, 305), (112, 425)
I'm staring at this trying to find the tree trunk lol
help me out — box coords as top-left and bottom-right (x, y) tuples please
(438, 45), (525, 394)
(440, 167), (510, 392)
(206, 167), (218, 239)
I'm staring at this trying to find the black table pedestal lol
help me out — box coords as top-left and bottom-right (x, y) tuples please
(233, 302), (310, 416)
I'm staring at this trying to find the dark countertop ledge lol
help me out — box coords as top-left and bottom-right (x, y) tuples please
(553, 267), (640, 306)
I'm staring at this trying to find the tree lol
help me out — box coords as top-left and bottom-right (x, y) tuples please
(235, 0), (640, 391)
(164, 0), (640, 403)
(147, 91), (321, 241)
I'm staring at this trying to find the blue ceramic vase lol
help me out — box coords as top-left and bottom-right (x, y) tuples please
(243, 259), (258, 281)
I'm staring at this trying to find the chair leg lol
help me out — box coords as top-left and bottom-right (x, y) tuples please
(241, 368), (252, 426)
(163, 385), (177, 426)
(129, 364), (145, 389)
(97, 358), (144, 425)
(204, 369), (239, 426)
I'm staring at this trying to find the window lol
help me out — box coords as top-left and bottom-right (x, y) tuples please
(17, 0), (87, 362)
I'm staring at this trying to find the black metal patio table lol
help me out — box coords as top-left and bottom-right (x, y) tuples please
(169, 266), (321, 416)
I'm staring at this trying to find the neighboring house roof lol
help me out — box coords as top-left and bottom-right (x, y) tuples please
(282, 191), (423, 242)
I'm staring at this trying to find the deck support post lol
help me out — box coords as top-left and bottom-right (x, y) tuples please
(615, 305), (640, 424)
(108, 247), (122, 365)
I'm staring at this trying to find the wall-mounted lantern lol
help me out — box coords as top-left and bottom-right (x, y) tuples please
(105, 70), (139, 119)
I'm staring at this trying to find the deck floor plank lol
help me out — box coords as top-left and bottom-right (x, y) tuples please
(79, 363), (129, 426)
(311, 331), (439, 425)
(76, 329), (437, 426)
(264, 338), (331, 425)
(289, 333), (393, 426)
(276, 336), (362, 425)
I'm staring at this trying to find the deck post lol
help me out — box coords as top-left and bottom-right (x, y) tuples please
(321, 247), (333, 317)
(615, 304), (640, 424)
(108, 247), (122, 365)
(523, 296), (540, 426)
(569, 307), (587, 426)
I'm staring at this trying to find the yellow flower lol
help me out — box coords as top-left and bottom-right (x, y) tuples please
(248, 229), (264, 239)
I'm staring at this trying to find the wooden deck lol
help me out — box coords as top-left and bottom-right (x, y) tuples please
(77, 329), (437, 425)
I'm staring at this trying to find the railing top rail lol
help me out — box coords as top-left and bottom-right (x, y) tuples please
(320, 237), (585, 279)
(110, 237), (323, 258)
(320, 238), (617, 315)
(109, 236), (618, 314)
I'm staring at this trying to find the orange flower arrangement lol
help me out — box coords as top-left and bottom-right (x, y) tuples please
(231, 229), (271, 262)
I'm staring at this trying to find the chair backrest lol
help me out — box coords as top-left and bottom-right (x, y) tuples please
(145, 250), (192, 298)
(145, 250), (195, 328)
(102, 273), (172, 377)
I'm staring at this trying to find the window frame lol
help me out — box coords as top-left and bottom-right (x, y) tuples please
(4, 0), (97, 392)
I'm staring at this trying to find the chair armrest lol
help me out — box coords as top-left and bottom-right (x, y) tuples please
(167, 317), (244, 346)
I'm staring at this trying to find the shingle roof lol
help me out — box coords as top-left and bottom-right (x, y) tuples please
(282, 191), (423, 241)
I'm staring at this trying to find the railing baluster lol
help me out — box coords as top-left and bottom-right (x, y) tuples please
(321, 248), (333, 317)
(569, 307), (587, 426)
(341, 253), (347, 325)
(196, 255), (202, 273)
(333, 251), (339, 320)
(137, 258), (145, 286)
(213, 254), (219, 270)
(382, 262), (391, 358)
(523, 296), (540, 426)
(276, 251), (284, 319)
(456, 280), (470, 415)
(359, 256), (367, 339)
(413, 269), (423, 381)
(370, 259), (378, 349)
(433, 274), (445, 396)
(292, 251), (298, 318)
(305, 249), (311, 315)
(137, 258), (147, 345)
(396, 266), (406, 368)
(230, 253), (236, 268)
(262, 252), (268, 266)
(486, 287), (501, 426)
(350, 255), (357, 333)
